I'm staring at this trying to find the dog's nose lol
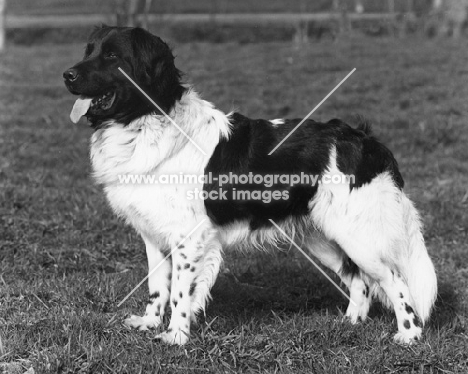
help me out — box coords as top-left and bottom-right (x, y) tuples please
(63, 68), (79, 82)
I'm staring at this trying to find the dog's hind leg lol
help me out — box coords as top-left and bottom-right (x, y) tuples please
(311, 173), (435, 343)
(377, 269), (424, 344)
(340, 259), (372, 323)
(322, 243), (423, 343)
(124, 235), (171, 331)
(314, 230), (423, 343)
(306, 237), (371, 322)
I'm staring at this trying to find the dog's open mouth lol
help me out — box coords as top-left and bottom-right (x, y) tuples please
(90, 91), (116, 112)
(70, 92), (116, 123)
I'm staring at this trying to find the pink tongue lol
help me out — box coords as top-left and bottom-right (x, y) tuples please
(70, 97), (92, 123)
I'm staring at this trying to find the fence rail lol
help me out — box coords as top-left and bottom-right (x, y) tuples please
(6, 13), (396, 29)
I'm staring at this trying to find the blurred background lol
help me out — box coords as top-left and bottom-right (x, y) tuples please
(2, 0), (467, 45)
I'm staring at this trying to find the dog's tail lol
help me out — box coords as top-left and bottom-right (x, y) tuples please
(402, 194), (437, 323)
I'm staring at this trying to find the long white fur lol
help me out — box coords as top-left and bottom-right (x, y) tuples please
(310, 147), (437, 335)
(89, 88), (437, 345)
(90, 89), (230, 239)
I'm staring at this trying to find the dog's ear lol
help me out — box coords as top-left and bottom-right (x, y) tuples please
(130, 28), (183, 105)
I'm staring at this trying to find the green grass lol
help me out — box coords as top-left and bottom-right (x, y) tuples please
(1, 35), (468, 373)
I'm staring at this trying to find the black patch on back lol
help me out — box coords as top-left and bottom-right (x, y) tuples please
(403, 320), (411, 329)
(205, 113), (332, 229)
(332, 119), (404, 190)
(204, 114), (404, 229)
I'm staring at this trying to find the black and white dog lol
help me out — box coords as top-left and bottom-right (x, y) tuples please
(63, 26), (437, 345)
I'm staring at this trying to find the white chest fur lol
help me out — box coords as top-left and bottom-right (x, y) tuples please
(89, 90), (231, 242)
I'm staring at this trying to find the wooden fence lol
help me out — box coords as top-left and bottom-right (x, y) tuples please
(5, 12), (396, 29)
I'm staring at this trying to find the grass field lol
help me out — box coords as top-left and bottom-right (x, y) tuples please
(1, 34), (468, 373)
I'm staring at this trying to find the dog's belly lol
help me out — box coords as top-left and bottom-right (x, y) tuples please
(215, 216), (324, 253)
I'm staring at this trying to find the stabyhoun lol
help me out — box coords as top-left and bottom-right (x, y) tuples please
(63, 26), (437, 345)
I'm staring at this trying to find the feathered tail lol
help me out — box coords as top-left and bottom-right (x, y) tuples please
(401, 194), (437, 323)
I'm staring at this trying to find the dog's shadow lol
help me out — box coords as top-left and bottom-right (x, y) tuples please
(428, 279), (464, 332)
(208, 254), (463, 332)
(208, 251), (349, 321)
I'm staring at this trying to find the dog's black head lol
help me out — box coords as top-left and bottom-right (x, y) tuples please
(63, 26), (185, 126)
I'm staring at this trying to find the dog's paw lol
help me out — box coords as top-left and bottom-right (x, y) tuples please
(344, 305), (369, 324)
(124, 314), (161, 331)
(393, 328), (422, 345)
(155, 328), (189, 345)
(344, 296), (370, 324)
(344, 313), (362, 324)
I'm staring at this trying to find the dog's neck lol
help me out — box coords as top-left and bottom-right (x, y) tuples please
(88, 84), (187, 129)
(89, 89), (231, 186)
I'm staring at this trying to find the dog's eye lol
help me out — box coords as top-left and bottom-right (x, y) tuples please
(104, 52), (118, 60)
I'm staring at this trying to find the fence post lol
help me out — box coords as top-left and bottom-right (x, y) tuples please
(294, 0), (308, 44)
(333, 0), (351, 35)
(387, 0), (395, 35)
(0, 0), (5, 51)
(116, 0), (126, 26)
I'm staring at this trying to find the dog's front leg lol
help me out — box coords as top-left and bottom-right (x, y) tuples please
(156, 228), (206, 345)
(124, 235), (170, 331)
